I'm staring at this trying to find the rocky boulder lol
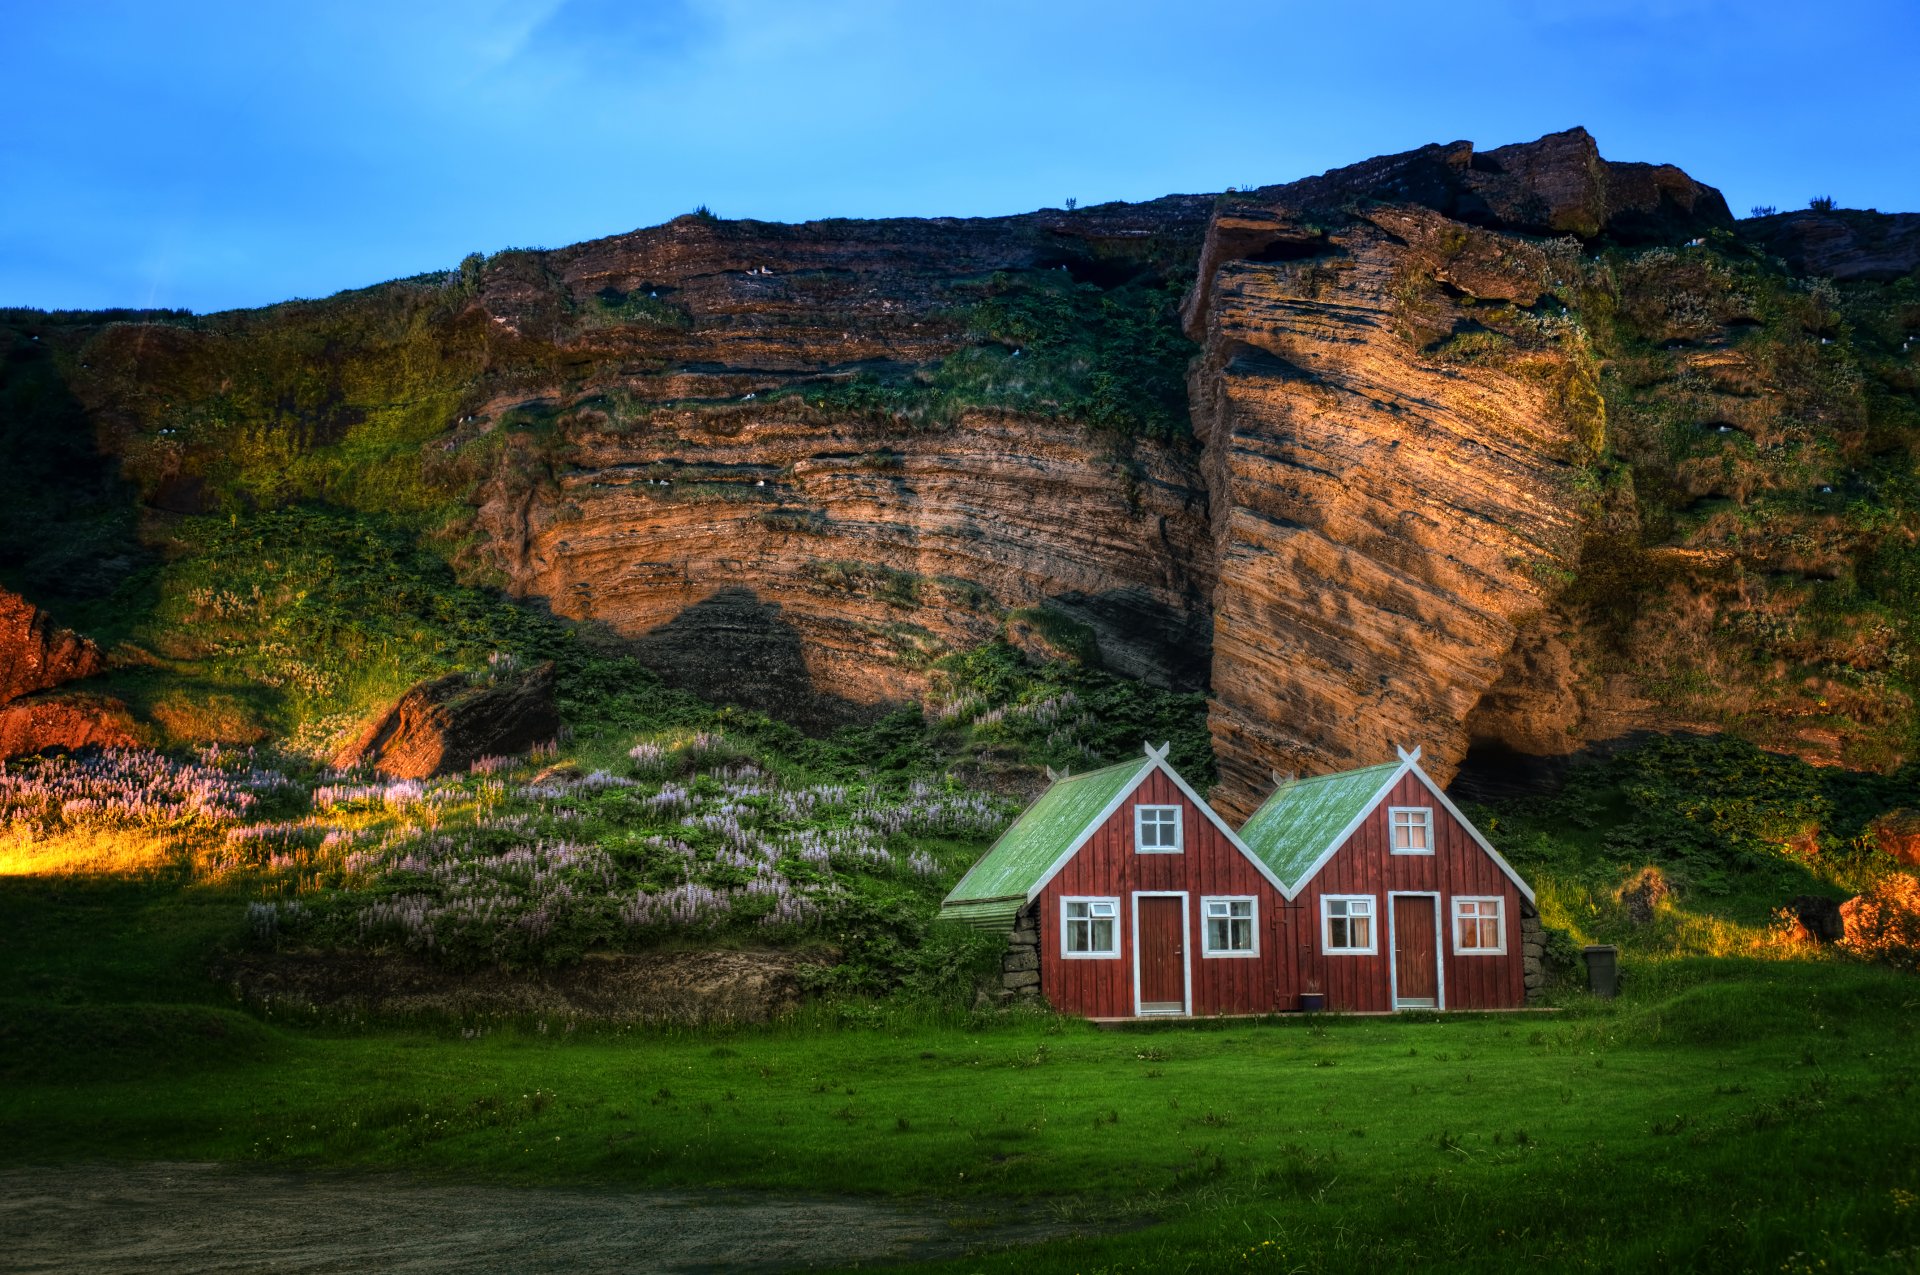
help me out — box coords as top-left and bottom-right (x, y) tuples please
(332, 661), (560, 779)
(1786, 894), (1846, 944)
(0, 693), (140, 757)
(0, 587), (106, 707)
(1868, 809), (1920, 866)
(0, 587), (136, 759)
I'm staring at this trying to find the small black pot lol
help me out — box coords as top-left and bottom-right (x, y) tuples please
(1298, 992), (1327, 1012)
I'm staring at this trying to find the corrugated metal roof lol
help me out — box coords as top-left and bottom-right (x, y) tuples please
(941, 756), (1151, 905)
(1238, 761), (1401, 891)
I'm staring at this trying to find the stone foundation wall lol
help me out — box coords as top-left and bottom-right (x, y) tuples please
(1000, 902), (1042, 1002)
(1521, 902), (1546, 1004)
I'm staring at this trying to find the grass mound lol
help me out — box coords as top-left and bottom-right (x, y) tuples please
(0, 1001), (279, 1083)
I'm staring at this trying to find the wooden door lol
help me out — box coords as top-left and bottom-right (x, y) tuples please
(1392, 896), (1439, 1007)
(1136, 896), (1185, 1014)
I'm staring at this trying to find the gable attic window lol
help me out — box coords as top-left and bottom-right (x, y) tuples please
(1135, 805), (1183, 853)
(1389, 806), (1434, 854)
(1322, 895), (1376, 954)
(1062, 897), (1120, 958)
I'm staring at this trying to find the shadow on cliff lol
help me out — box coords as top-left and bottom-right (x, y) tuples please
(631, 587), (889, 735)
(1044, 588), (1212, 691)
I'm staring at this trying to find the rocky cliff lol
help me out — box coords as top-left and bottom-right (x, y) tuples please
(4, 128), (1916, 807)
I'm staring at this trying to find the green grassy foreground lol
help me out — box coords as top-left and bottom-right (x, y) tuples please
(3, 874), (1918, 1272)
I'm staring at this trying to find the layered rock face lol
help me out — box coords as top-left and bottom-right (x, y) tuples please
(487, 412), (1209, 728)
(1184, 130), (1731, 815)
(1742, 209), (1920, 281)
(26, 126), (1890, 801)
(464, 204), (1216, 726)
(1187, 209), (1588, 813)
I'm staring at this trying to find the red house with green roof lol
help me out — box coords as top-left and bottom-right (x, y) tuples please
(941, 744), (1540, 1017)
(941, 743), (1296, 1018)
(1237, 746), (1540, 1013)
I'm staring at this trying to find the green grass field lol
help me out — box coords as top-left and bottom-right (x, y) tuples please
(3, 870), (1918, 1272)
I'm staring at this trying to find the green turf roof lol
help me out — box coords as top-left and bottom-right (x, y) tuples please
(941, 756), (1153, 910)
(1238, 761), (1403, 891)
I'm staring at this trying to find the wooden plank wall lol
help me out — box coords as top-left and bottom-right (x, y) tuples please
(1036, 769), (1296, 1018)
(1295, 772), (1527, 1011)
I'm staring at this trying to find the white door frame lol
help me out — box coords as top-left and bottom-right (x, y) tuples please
(1130, 890), (1191, 1016)
(1386, 890), (1445, 1010)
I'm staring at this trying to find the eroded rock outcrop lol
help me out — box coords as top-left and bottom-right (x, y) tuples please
(334, 662), (560, 779)
(0, 587), (134, 758)
(1189, 210), (1590, 812)
(0, 587), (106, 706)
(32, 128), (1893, 799)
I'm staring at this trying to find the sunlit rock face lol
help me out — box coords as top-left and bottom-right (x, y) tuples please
(11, 127), (1800, 789)
(462, 204), (1219, 729)
(482, 410), (1213, 730)
(1184, 130), (1732, 816)
(0, 588), (131, 759)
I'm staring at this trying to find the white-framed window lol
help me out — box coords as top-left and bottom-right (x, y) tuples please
(1134, 804), (1183, 853)
(1201, 896), (1259, 957)
(1452, 896), (1505, 954)
(1061, 897), (1121, 958)
(1389, 806), (1434, 854)
(1322, 895), (1377, 955)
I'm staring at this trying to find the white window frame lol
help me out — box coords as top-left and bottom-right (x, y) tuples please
(1060, 896), (1121, 959)
(1133, 804), (1184, 854)
(1451, 895), (1506, 955)
(1200, 896), (1260, 958)
(1389, 806), (1435, 855)
(1321, 894), (1378, 955)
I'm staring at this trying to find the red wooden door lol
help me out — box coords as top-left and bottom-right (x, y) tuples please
(1137, 896), (1185, 1014)
(1392, 896), (1439, 1006)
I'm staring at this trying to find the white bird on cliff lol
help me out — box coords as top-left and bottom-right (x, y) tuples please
(743, 392), (756, 400)
(755, 479), (766, 487)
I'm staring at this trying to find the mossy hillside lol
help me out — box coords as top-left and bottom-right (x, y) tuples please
(1529, 238), (1920, 767)
(775, 268), (1198, 445)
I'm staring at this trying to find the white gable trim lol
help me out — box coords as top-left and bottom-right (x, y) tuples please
(1021, 763), (1156, 903)
(1023, 748), (1295, 903)
(1282, 751), (1537, 905)
(1152, 758), (1296, 900)
(1280, 760), (1414, 894)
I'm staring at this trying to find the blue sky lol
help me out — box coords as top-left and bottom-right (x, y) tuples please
(4, 0), (1915, 313)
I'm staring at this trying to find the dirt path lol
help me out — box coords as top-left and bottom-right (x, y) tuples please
(0, 1163), (1081, 1273)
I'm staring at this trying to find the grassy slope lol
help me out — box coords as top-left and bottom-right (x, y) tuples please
(2, 942), (1915, 1271)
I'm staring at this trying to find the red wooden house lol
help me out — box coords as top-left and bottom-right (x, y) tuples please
(1237, 746), (1539, 1012)
(940, 744), (1539, 1017)
(940, 743), (1297, 1018)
